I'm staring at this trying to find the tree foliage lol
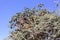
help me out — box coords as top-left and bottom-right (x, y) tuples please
(5, 3), (60, 40)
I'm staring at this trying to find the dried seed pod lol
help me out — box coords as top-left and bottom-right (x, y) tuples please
(23, 24), (32, 29)
(30, 16), (35, 22)
(16, 21), (21, 27)
(40, 13), (45, 16)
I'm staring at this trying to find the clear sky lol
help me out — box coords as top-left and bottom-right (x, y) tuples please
(0, 0), (60, 40)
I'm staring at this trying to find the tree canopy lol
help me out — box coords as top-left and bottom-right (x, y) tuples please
(5, 3), (60, 40)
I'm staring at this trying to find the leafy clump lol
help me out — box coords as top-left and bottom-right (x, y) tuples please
(7, 4), (60, 40)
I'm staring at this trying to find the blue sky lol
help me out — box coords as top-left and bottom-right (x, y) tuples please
(0, 0), (60, 40)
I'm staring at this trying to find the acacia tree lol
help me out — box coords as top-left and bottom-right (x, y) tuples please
(5, 3), (60, 40)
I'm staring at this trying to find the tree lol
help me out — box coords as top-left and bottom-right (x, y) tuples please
(5, 3), (60, 40)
